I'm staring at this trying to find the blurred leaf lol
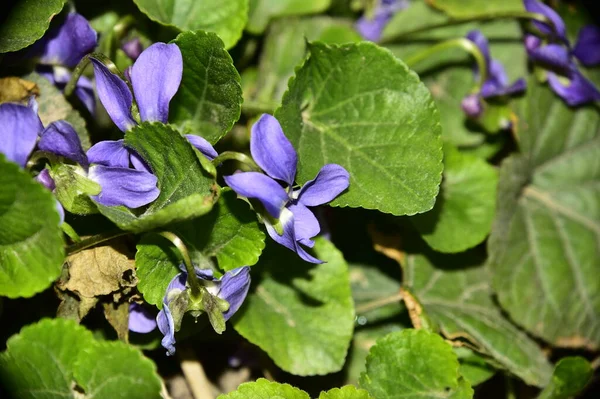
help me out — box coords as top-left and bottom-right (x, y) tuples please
(217, 378), (310, 399)
(454, 347), (496, 387)
(411, 144), (497, 253)
(275, 41), (443, 216)
(247, 0), (331, 34)
(97, 122), (219, 233)
(233, 238), (354, 375)
(538, 357), (593, 399)
(132, 0), (248, 48)
(0, 0), (67, 53)
(488, 80), (600, 349)
(319, 386), (374, 399)
(428, 0), (523, 18)
(170, 30), (242, 144)
(350, 262), (403, 323)
(359, 329), (473, 399)
(0, 155), (64, 298)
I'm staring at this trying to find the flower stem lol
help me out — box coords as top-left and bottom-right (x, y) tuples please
(379, 11), (555, 44)
(212, 151), (262, 172)
(355, 291), (404, 315)
(404, 38), (488, 91)
(66, 230), (129, 255)
(157, 232), (202, 300)
(64, 52), (121, 98)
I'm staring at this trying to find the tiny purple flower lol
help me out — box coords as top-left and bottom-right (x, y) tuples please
(224, 114), (349, 264)
(157, 266), (251, 355)
(356, 0), (410, 42)
(122, 38), (144, 61)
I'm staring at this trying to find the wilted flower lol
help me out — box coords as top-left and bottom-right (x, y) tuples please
(224, 114), (349, 264)
(356, 0), (410, 42)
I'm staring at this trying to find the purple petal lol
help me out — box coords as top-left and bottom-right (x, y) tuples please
(167, 272), (188, 296)
(466, 30), (491, 74)
(484, 78), (527, 98)
(288, 203), (320, 248)
(250, 114), (297, 187)
(75, 76), (96, 115)
(355, 0), (409, 42)
(523, 0), (567, 41)
(38, 121), (88, 167)
(122, 38), (144, 61)
(218, 267), (251, 321)
(0, 103), (43, 167)
(186, 135), (218, 160)
(36, 169), (56, 191)
(547, 68), (600, 106)
(527, 43), (571, 72)
(128, 303), (158, 333)
(573, 25), (600, 66)
(265, 209), (323, 264)
(87, 140), (130, 168)
(297, 164), (350, 207)
(91, 58), (136, 132)
(55, 200), (65, 225)
(131, 43), (182, 123)
(157, 305), (176, 355)
(130, 151), (152, 173)
(88, 165), (159, 208)
(38, 13), (98, 68)
(461, 94), (484, 118)
(224, 172), (288, 218)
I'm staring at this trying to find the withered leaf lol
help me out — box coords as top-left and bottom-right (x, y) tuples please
(0, 77), (39, 104)
(103, 301), (130, 342)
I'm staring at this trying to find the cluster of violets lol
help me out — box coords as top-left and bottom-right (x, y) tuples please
(358, 0), (600, 111)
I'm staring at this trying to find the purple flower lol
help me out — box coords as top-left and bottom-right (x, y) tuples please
(0, 102), (159, 209)
(157, 266), (251, 355)
(224, 114), (349, 264)
(573, 25), (600, 66)
(129, 303), (158, 333)
(356, 0), (410, 42)
(462, 30), (526, 118)
(35, 12), (98, 114)
(122, 38), (144, 61)
(523, 0), (567, 42)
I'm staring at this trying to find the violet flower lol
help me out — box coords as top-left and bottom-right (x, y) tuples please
(356, 0), (410, 42)
(129, 303), (158, 333)
(224, 114), (349, 264)
(157, 266), (251, 355)
(35, 12), (98, 114)
(462, 30), (526, 118)
(0, 102), (159, 209)
(523, 0), (600, 106)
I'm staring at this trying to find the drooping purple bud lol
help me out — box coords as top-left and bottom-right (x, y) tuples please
(122, 38), (144, 61)
(461, 94), (484, 118)
(35, 169), (56, 191)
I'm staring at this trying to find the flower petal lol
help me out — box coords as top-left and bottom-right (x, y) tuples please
(157, 305), (176, 355)
(526, 42), (571, 72)
(461, 94), (484, 118)
(38, 13), (98, 68)
(297, 164), (350, 207)
(573, 25), (600, 67)
(128, 303), (157, 333)
(523, 0), (567, 41)
(218, 267), (251, 321)
(186, 135), (218, 160)
(87, 140), (130, 168)
(288, 203), (320, 247)
(224, 172), (288, 218)
(131, 43), (183, 123)
(355, 0), (409, 42)
(89, 165), (159, 208)
(38, 121), (88, 167)
(265, 208), (323, 264)
(0, 103), (43, 167)
(36, 169), (55, 191)
(122, 38), (144, 61)
(466, 30), (491, 75)
(91, 58), (136, 132)
(129, 151), (152, 173)
(250, 114), (297, 186)
(547, 68), (600, 106)
(75, 76), (96, 115)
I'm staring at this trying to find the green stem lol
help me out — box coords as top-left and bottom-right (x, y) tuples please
(66, 230), (129, 255)
(158, 232), (202, 300)
(212, 151), (262, 172)
(380, 11), (555, 44)
(61, 222), (80, 243)
(64, 52), (122, 97)
(113, 15), (136, 40)
(404, 38), (487, 91)
(242, 100), (278, 116)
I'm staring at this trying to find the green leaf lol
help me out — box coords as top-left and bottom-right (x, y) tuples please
(169, 30), (242, 144)
(275, 41), (443, 216)
(319, 386), (374, 399)
(248, 17), (360, 109)
(488, 80), (600, 349)
(538, 357), (593, 399)
(247, 0), (331, 34)
(132, 0), (248, 49)
(0, 155), (64, 298)
(454, 347), (496, 387)
(97, 122), (219, 233)
(0, 0), (67, 53)
(359, 329), (473, 399)
(217, 378), (310, 399)
(25, 72), (91, 150)
(233, 238), (354, 375)
(411, 145), (498, 253)
(0, 318), (95, 398)
(50, 164), (100, 215)
(403, 248), (552, 387)
(73, 341), (162, 399)
(428, 0), (524, 18)
(351, 262), (403, 323)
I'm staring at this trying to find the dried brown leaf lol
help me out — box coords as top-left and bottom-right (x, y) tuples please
(0, 77), (39, 104)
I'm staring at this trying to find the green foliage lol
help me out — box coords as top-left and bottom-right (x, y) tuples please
(133, 0), (248, 48)
(97, 122), (218, 232)
(170, 30), (243, 144)
(538, 357), (593, 399)
(488, 80), (600, 349)
(359, 329), (473, 399)
(428, 0), (524, 18)
(276, 41), (443, 216)
(50, 164), (100, 214)
(318, 386), (374, 399)
(233, 238), (354, 375)
(247, 0), (332, 34)
(0, 155), (64, 298)
(0, 0), (67, 53)
(218, 378), (310, 399)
